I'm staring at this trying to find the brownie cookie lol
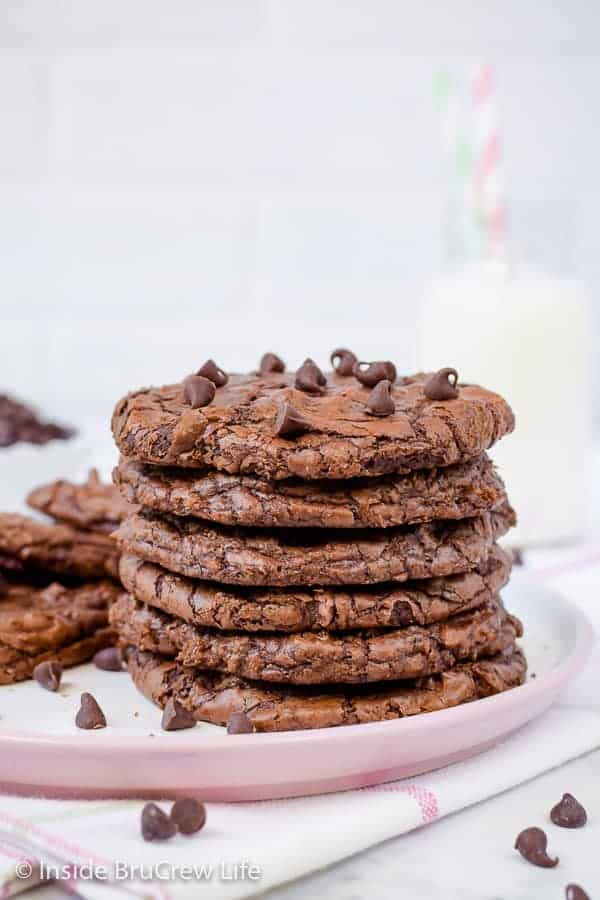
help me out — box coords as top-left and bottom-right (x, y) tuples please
(111, 371), (514, 480)
(115, 503), (515, 586)
(0, 513), (119, 580)
(119, 544), (512, 633)
(0, 579), (119, 684)
(126, 645), (527, 732)
(0, 394), (73, 448)
(114, 453), (505, 529)
(28, 469), (132, 534)
(111, 593), (521, 684)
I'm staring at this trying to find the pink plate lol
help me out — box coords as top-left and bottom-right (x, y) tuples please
(0, 573), (592, 801)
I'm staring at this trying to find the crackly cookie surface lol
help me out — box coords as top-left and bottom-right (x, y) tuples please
(118, 544), (512, 633)
(0, 579), (119, 684)
(28, 469), (133, 534)
(114, 453), (506, 529)
(0, 513), (119, 580)
(126, 645), (527, 731)
(114, 503), (515, 587)
(111, 593), (521, 684)
(111, 372), (514, 480)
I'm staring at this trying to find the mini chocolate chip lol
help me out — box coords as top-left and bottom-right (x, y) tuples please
(161, 698), (196, 731)
(171, 798), (207, 835)
(512, 547), (524, 566)
(93, 647), (124, 671)
(514, 827), (558, 868)
(424, 367), (459, 401)
(196, 359), (228, 387)
(295, 358), (326, 394)
(352, 360), (397, 387)
(259, 352), (285, 373)
(227, 711), (254, 734)
(566, 885), (590, 900)
(33, 660), (63, 692)
(0, 573), (8, 599)
(331, 348), (357, 376)
(274, 402), (311, 438)
(183, 375), (215, 409)
(366, 379), (395, 417)
(550, 793), (587, 828)
(75, 692), (107, 730)
(141, 803), (176, 842)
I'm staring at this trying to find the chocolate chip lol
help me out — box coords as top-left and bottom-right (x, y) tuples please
(227, 711), (254, 734)
(365, 379), (395, 417)
(566, 885), (590, 900)
(424, 367), (459, 401)
(161, 698), (196, 731)
(352, 360), (397, 387)
(295, 358), (326, 394)
(33, 660), (63, 692)
(274, 402), (311, 438)
(75, 692), (107, 730)
(331, 348), (357, 376)
(141, 803), (176, 842)
(550, 793), (587, 828)
(514, 827), (558, 868)
(170, 798), (207, 835)
(196, 359), (228, 387)
(512, 547), (524, 566)
(183, 375), (215, 409)
(0, 573), (8, 599)
(259, 352), (285, 373)
(93, 647), (124, 672)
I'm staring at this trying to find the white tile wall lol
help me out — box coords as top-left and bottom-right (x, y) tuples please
(0, 1), (598, 429)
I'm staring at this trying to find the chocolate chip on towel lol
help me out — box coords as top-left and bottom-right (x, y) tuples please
(550, 793), (587, 828)
(75, 692), (107, 730)
(566, 885), (590, 900)
(171, 798), (207, 835)
(514, 827), (558, 868)
(141, 803), (176, 842)
(33, 660), (62, 692)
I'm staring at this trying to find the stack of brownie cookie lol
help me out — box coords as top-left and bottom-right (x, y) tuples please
(0, 471), (128, 685)
(110, 353), (525, 732)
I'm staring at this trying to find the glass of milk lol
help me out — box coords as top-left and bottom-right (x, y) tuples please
(420, 261), (592, 546)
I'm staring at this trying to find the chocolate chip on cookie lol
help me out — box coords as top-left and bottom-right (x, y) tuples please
(352, 360), (397, 386)
(274, 402), (312, 438)
(424, 367), (459, 401)
(259, 352), (285, 373)
(161, 697), (196, 731)
(330, 348), (357, 376)
(183, 376), (215, 409)
(196, 359), (228, 387)
(295, 359), (326, 394)
(366, 380), (395, 417)
(227, 711), (254, 734)
(93, 647), (124, 672)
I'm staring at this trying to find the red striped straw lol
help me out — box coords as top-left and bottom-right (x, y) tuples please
(472, 64), (507, 259)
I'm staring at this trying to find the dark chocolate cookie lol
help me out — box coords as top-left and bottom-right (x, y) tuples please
(0, 513), (119, 580)
(0, 579), (119, 684)
(111, 371), (514, 480)
(126, 645), (527, 731)
(118, 544), (512, 633)
(28, 469), (133, 534)
(114, 453), (506, 529)
(115, 503), (515, 586)
(111, 593), (522, 684)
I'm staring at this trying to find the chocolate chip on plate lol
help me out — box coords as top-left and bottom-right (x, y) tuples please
(259, 352), (285, 373)
(352, 360), (397, 387)
(550, 793), (587, 828)
(161, 698), (196, 731)
(330, 348), (357, 376)
(33, 660), (63, 692)
(566, 885), (590, 900)
(424, 367), (459, 401)
(196, 359), (228, 387)
(171, 798), (207, 835)
(366, 379), (395, 417)
(274, 402), (311, 438)
(227, 711), (254, 734)
(514, 827), (558, 868)
(141, 803), (176, 842)
(75, 692), (107, 730)
(295, 358), (326, 394)
(93, 647), (124, 672)
(183, 376), (215, 409)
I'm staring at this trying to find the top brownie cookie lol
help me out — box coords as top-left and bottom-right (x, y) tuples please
(112, 371), (514, 480)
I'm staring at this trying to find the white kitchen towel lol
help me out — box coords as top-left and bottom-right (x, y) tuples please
(0, 545), (598, 900)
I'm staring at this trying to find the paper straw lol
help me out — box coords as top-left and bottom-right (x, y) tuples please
(472, 63), (507, 259)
